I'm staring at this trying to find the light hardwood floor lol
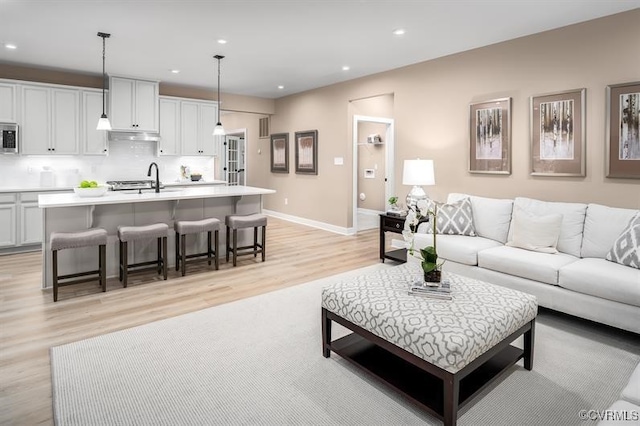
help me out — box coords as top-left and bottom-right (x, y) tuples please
(0, 217), (382, 424)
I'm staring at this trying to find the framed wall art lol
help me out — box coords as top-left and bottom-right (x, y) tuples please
(530, 88), (586, 176)
(469, 97), (511, 174)
(270, 133), (289, 173)
(606, 81), (640, 178)
(295, 130), (318, 175)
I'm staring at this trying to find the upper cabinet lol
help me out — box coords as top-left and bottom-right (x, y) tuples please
(82, 90), (108, 155)
(109, 76), (159, 132)
(181, 100), (219, 156)
(21, 85), (80, 155)
(158, 97), (180, 156)
(0, 83), (17, 122)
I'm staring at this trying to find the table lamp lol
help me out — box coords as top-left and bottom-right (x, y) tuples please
(402, 159), (435, 209)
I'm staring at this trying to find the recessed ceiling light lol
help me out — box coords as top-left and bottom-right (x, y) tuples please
(277, 85), (284, 90)
(392, 29), (405, 36)
(342, 66), (350, 71)
(4, 43), (17, 50)
(217, 39), (227, 44)
(170, 69), (180, 74)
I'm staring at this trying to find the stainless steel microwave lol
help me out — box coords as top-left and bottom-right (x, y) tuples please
(0, 122), (19, 154)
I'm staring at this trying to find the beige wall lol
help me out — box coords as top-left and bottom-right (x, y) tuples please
(257, 10), (640, 229)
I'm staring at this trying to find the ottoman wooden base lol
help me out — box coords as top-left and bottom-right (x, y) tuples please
(322, 308), (535, 426)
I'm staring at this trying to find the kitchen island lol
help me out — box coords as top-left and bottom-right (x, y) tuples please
(38, 185), (275, 289)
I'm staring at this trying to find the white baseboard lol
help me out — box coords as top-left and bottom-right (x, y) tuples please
(263, 209), (355, 235)
(357, 207), (384, 216)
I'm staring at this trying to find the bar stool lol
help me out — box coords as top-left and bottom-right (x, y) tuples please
(50, 228), (108, 302)
(225, 214), (267, 266)
(174, 218), (221, 276)
(118, 223), (168, 287)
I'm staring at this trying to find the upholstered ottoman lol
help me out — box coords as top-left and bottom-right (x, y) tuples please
(321, 263), (538, 426)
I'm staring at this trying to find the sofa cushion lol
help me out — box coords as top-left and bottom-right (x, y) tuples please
(621, 362), (640, 405)
(559, 258), (640, 307)
(412, 233), (501, 266)
(448, 193), (513, 243)
(510, 197), (587, 258)
(505, 205), (563, 254)
(478, 246), (578, 285)
(423, 198), (476, 236)
(606, 214), (640, 269)
(582, 204), (639, 259)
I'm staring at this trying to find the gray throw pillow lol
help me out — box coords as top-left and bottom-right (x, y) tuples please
(425, 197), (476, 236)
(606, 214), (640, 269)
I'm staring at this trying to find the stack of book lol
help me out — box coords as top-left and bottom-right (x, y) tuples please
(408, 279), (452, 300)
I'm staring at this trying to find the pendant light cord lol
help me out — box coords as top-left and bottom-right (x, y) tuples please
(102, 36), (106, 116)
(217, 56), (221, 123)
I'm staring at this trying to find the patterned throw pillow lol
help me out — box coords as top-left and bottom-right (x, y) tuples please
(424, 197), (476, 236)
(606, 214), (640, 269)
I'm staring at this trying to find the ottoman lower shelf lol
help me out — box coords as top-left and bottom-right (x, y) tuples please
(323, 308), (534, 426)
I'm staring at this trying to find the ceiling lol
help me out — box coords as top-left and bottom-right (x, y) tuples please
(1, 1), (638, 99)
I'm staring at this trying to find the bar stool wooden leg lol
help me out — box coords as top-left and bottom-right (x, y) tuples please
(118, 240), (123, 282)
(226, 226), (230, 262)
(100, 244), (106, 292)
(157, 237), (162, 274)
(214, 230), (219, 270)
(53, 249), (59, 302)
(162, 236), (168, 280)
(181, 233), (187, 277)
(262, 225), (266, 262)
(175, 231), (180, 271)
(122, 241), (128, 288)
(254, 227), (258, 257)
(207, 231), (212, 266)
(233, 228), (238, 267)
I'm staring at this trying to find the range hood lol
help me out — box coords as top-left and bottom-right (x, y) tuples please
(108, 131), (161, 142)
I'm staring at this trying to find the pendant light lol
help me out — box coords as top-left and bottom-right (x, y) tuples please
(213, 54), (226, 136)
(96, 32), (111, 130)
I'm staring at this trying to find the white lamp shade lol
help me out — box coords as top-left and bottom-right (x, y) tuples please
(96, 116), (112, 131)
(402, 159), (435, 186)
(213, 122), (225, 136)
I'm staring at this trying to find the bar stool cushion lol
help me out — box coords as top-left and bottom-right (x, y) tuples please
(118, 223), (169, 242)
(226, 214), (267, 229)
(175, 218), (221, 235)
(51, 228), (108, 251)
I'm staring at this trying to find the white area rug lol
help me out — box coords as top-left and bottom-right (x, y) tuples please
(51, 264), (640, 425)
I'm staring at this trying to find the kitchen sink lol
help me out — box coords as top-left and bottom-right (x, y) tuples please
(113, 188), (184, 195)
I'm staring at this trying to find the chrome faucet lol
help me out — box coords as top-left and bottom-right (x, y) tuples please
(147, 162), (160, 193)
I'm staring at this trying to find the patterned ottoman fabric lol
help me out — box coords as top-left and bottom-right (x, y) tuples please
(322, 263), (538, 374)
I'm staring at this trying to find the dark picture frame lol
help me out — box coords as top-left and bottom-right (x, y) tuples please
(469, 97), (511, 174)
(606, 81), (640, 178)
(270, 133), (289, 173)
(530, 88), (586, 177)
(295, 130), (318, 175)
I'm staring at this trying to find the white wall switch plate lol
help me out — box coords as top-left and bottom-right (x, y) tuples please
(334, 157), (344, 165)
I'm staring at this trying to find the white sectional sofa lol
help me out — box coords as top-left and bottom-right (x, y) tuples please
(410, 193), (640, 334)
(598, 362), (640, 425)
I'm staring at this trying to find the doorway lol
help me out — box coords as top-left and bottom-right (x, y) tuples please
(352, 115), (395, 232)
(224, 129), (247, 186)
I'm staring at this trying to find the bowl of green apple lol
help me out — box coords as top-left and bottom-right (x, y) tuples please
(73, 180), (108, 197)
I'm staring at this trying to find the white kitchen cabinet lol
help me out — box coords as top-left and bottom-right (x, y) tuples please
(109, 76), (159, 132)
(0, 194), (17, 248)
(0, 82), (17, 122)
(158, 97), (180, 155)
(20, 202), (42, 245)
(21, 85), (79, 155)
(82, 90), (108, 155)
(180, 100), (219, 156)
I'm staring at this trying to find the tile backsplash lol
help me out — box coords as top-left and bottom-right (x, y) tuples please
(0, 141), (220, 188)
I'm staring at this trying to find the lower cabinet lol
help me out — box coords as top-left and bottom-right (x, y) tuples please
(0, 194), (17, 248)
(0, 191), (68, 254)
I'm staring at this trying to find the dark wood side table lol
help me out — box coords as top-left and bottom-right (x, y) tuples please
(379, 213), (407, 263)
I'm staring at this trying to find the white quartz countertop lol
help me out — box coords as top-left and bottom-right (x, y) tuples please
(39, 185), (275, 208)
(0, 180), (227, 193)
